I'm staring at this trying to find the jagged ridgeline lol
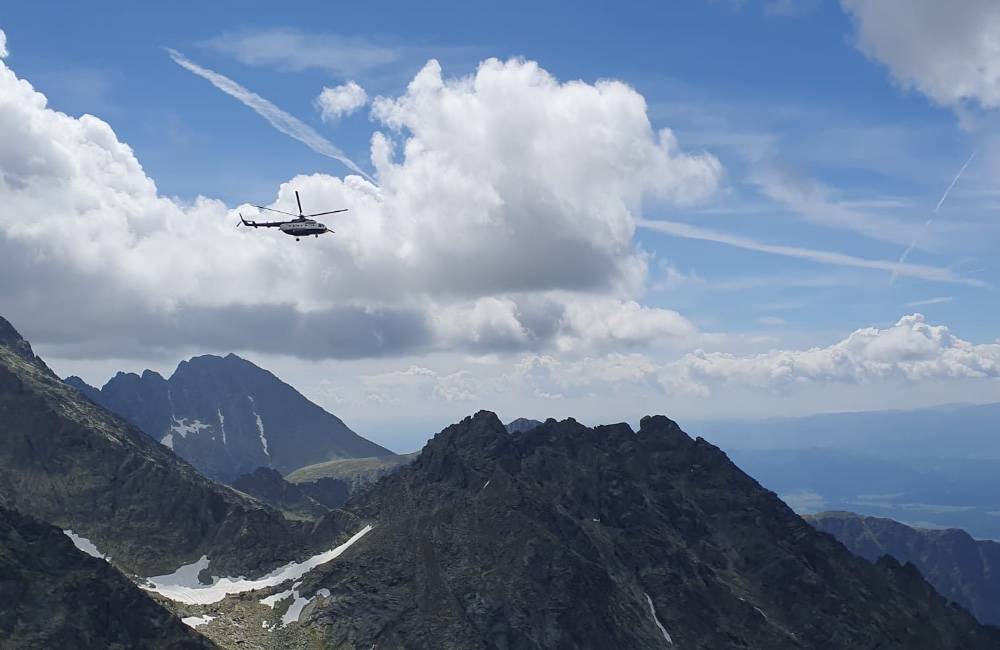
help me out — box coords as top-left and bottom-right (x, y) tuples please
(65, 352), (390, 484)
(0, 316), (352, 578)
(283, 412), (999, 649)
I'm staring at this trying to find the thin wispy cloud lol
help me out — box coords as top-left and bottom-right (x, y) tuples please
(890, 150), (976, 285)
(754, 168), (918, 246)
(202, 29), (399, 76)
(636, 218), (988, 287)
(904, 296), (954, 307)
(165, 48), (375, 183)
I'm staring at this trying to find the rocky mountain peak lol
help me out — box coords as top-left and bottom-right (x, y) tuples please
(0, 315), (37, 363)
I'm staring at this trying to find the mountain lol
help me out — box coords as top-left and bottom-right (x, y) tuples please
(504, 417), (542, 433)
(0, 315), (318, 578)
(65, 353), (391, 483)
(286, 453), (417, 492)
(244, 412), (998, 649)
(0, 503), (213, 648)
(809, 511), (1000, 627)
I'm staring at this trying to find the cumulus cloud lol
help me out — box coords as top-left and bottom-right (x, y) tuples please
(842, 0), (1000, 110)
(0, 29), (7, 58)
(360, 365), (480, 403)
(0, 50), (720, 359)
(315, 81), (368, 121)
(669, 313), (1000, 394)
(309, 314), (1000, 413)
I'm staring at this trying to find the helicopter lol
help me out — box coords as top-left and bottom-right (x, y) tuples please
(238, 191), (347, 241)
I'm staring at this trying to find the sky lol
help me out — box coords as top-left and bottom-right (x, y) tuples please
(2, 1), (1000, 451)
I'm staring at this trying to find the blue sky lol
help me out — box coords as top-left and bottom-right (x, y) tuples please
(2, 1), (999, 449)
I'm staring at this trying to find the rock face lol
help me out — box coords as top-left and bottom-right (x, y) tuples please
(0, 315), (315, 577)
(0, 504), (213, 649)
(809, 511), (1000, 626)
(293, 413), (1000, 649)
(65, 353), (390, 483)
(504, 417), (543, 433)
(232, 467), (334, 519)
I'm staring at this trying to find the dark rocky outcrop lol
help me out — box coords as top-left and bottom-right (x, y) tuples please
(809, 511), (1000, 626)
(232, 467), (333, 519)
(65, 354), (390, 483)
(292, 412), (1000, 649)
(0, 504), (214, 649)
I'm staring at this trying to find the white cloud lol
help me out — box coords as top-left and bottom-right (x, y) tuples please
(0, 50), (720, 359)
(0, 29), (7, 58)
(360, 365), (480, 403)
(489, 313), (1000, 403)
(670, 313), (1000, 393)
(553, 298), (697, 352)
(842, 0), (1000, 110)
(315, 81), (368, 121)
(202, 29), (399, 76)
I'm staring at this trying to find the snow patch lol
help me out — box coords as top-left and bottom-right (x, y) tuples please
(217, 408), (227, 445)
(644, 592), (673, 646)
(277, 584), (331, 627)
(181, 614), (215, 628)
(260, 585), (296, 608)
(160, 433), (174, 449)
(144, 525), (373, 605)
(248, 396), (271, 460)
(63, 530), (109, 561)
(170, 417), (210, 438)
(281, 589), (311, 626)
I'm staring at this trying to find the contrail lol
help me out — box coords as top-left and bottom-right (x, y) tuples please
(889, 149), (976, 285)
(166, 48), (376, 184)
(636, 218), (988, 287)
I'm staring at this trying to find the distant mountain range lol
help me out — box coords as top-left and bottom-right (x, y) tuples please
(65, 353), (391, 483)
(810, 511), (1000, 627)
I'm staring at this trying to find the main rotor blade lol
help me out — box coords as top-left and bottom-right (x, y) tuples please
(305, 209), (349, 217)
(296, 191), (303, 216)
(254, 205), (300, 217)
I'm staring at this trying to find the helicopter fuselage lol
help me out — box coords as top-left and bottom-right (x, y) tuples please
(279, 220), (328, 237)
